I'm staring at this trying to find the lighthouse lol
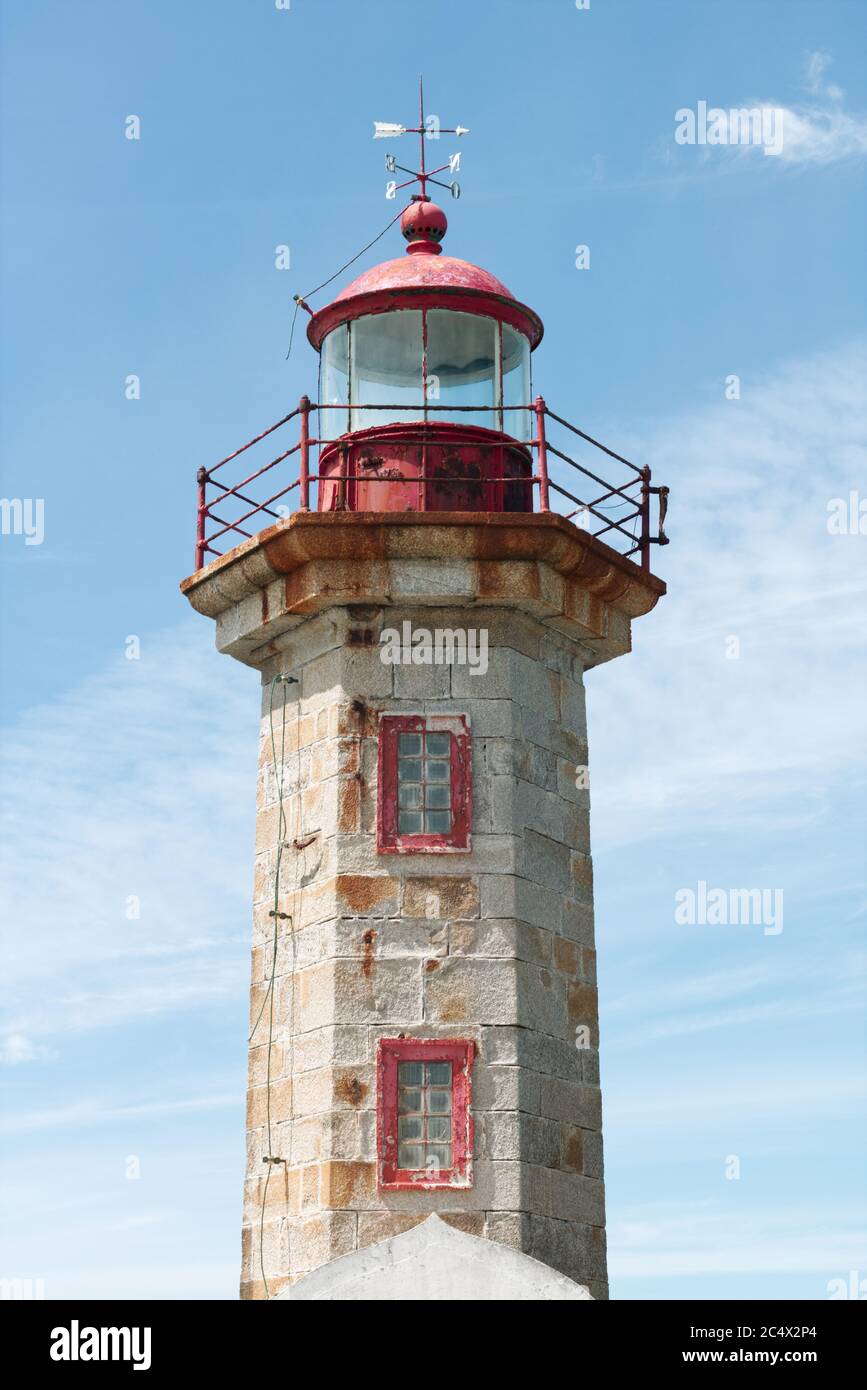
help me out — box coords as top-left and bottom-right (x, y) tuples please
(181, 97), (667, 1301)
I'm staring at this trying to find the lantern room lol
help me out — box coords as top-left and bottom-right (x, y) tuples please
(306, 199), (544, 514)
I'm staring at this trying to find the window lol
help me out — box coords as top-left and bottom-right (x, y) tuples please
(425, 310), (498, 430)
(501, 323), (532, 440)
(377, 1038), (474, 1189)
(377, 714), (471, 853)
(350, 310), (424, 432)
(318, 311), (533, 436)
(320, 321), (350, 442)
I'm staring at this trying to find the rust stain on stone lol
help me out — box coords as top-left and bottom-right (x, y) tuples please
(424, 959), (440, 973)
(361, 928), (376, 978)
(320, 1160), (376, 1209)
(338, 778), (361, 833)
(437, 993), (468, 1022)
(333, 1070), (369, 1107)
(561, 1128), (585, 1174)
(336, 874), (397, 913)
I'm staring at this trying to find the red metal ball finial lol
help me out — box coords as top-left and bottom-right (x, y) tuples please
(400, 200), (447, 255)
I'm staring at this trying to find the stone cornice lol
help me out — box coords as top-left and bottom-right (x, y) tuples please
(181, 512), (665, 624)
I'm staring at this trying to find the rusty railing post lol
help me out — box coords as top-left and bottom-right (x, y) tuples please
(299, 394), (311, 511)
(533, 396), (550, 512)
(195, 466), (208, 571)
(639, 466), (651, 571)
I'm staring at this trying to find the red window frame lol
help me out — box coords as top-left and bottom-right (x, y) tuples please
(376, 1038), (475, 1190)
(377, 713), (472, 853)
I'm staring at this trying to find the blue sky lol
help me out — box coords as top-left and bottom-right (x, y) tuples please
(1, 0), (865, 1299)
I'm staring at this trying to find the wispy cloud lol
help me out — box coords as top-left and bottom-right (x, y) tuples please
(768, 104), (867, 166)
(606, 952), (867, 1047)
(0, 1034), (56, 1065)
(610, 1199), (867, 1278)
(606, 1071), (867, 1131)
(0, 1088), (239, 1137)
(0, 625), (256, 1057)
(667, 53), (867, 168)
(586, 340), (867, 851)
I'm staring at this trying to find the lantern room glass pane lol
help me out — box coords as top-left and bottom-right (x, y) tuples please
(501, 323), (532, 441)
(350, 311), (424, 431)
(320, 324), (350, 443)
(425, 310), (498, 431)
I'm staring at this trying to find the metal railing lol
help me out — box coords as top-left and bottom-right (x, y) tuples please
(194, 397), (669, 572)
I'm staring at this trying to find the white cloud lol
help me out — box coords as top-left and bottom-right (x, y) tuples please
(0, 1088), (239, 1137)
(605, 1071), (867, 1131)
(610, 1199), (866, 1278)
(670, 55), (867, 167)
(804, 50), (834, 97)
(0, 1033), (56, 1065)
(605, 952), (867, 1048)
(586, 340), (867, 851)
(0, 624), (257, 1054)
(767, 104), (867, 165)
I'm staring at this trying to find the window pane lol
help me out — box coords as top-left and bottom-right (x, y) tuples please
(399, 783), (422, 809)
(399, 733), (422, 755)
(501, 323), (532, 441)
(398, 1117), (423, 1140)
(398, 1144), (424, 1169)
(399, 758), (422, 782)
(425, 783), (450, 809)
(426, 1145), (452, 1170)
(351, 311), (424, 431)
(425, 732), (450, 757)
(426, 310), (497, 429)
(426, 759), (449, 782)
(398, 810), (423, 834)
(427, 1062), (452, 1085)
(320, 324), (350, 443)
(428, 1087), (452, 1114)
(398, 1087), (422, 1113)
(425, 810), (451, 834)
(398, 1062), (423, 1085)
(427, 1116), (451, 1141)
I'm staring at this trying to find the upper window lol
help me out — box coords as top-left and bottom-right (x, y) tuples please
(351, 310), (424, 433)
(318, 310), (532, 438)
(425, 310), (497, 431)
(377, 1038), (475, 1190)
(377, 714), (471, 853)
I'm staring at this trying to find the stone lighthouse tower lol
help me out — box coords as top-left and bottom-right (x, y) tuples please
(181, 105), (667, 1301)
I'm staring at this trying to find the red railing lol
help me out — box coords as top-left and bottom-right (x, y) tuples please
(195, 397), (669, 572)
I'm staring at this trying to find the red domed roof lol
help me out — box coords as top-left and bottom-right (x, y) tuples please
(333, 252), (518, 304)
(307, 203), (543, 351)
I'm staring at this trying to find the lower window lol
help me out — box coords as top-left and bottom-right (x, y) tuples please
(376, 1038), (475, 1190)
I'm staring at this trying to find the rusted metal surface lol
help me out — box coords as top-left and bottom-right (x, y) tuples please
(308, 267), (543, 351)
(192, 398), (669, 573)
(318, 421), (533, 514)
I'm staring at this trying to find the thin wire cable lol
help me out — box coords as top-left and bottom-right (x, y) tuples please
(257, 673), (290, 1298)
(285, 206), (407, 360)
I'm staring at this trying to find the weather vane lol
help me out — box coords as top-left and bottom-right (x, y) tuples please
(374, 77), (469, 202)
